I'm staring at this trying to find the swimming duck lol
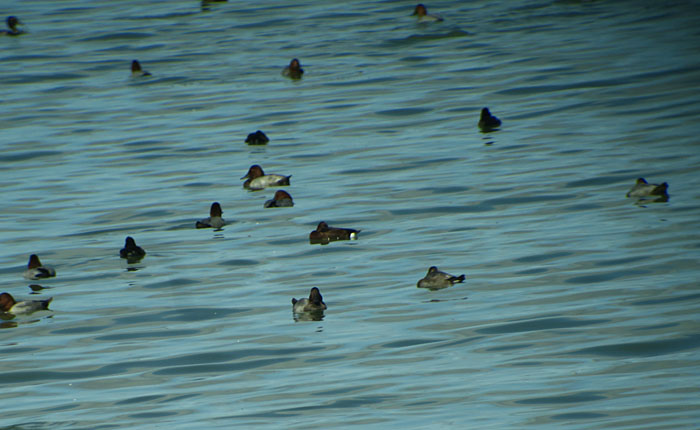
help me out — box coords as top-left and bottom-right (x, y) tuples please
(412, 4), (443, 22)
(309, 221), (359, 244)
(292, 287), (327, 313)
(282, 58), (304, 79)
(626, 178), (669, 198)
(264, 190), (294, 208)
(417, 266), (465, 290)
(245, 130), (269, 145)
(200, 0), (227, 11)
(120, 236), (146, 262)
(23, 254), (56, 280)
(478, 107), (501, 131)
(131, 60), (151, 77)
(2, 16), (24, 36)
(241, 165), (291, 190)
(196, 202), (226, 229)
(0, 292), (52, 315)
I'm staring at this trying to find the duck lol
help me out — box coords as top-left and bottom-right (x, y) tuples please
(131, 60), (151, 77)
(2, 16), (24, 36)
(264, 190), (294, 208)
(120, 236), (146, 262)
(245, 130), (269, 145)
(0, 292), (52, 315)
(626, 178), (669, 198)
(292, 287), (327, 313)
(196, 202), (226, 229)
(478, 107), (501, 131)
(417, 266), (465, 290)
(309, 221), (359, 244)
(412, 4), (443, 22)
(23, 254), (56, 280)
(241, 165), (291, 190)
(282, 58), (304, 79)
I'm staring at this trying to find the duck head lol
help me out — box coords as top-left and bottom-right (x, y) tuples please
(210, 202), (223, 217)
(0, 292), (16, 312)
(241, 165), (265, 180)
(27, 254), (42, 269)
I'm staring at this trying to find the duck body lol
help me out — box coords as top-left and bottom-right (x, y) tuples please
(478, 107), (501, 131)
(417, 266), (465, 290)
(241, 165), (291, 190)
(196, 202), (226, 229)
(626, 178), (669, 198)
(23, 254), (56, 280)
(131, 60), (151, 77)
(412, 4), (443, 22)
(309, 221), (359, 244)
(120, 236), (146, 262)
(292, 287), (327, 313)
(245, 130), (269, 145)
(282, 58), (304, 79)
(264, 190), (294, 208)
(196, 216), (225, 229)
(0, 292), (52, 315)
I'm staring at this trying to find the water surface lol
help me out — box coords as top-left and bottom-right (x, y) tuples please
(2, 1), (700, 429)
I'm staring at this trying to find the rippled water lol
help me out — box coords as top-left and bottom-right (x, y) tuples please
(2, 1), (700, 428)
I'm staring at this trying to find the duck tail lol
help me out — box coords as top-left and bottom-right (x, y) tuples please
(42, 297), (53, 310)
(452, 275), (466, 283)
(653, 182), (669, 195)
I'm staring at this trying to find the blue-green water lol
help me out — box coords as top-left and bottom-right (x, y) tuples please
(2, 1), (700, 428)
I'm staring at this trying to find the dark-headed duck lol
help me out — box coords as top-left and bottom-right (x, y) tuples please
(282, 58), (304, 79)
(245, 130), (269, 145)
(241, 165), (291, 190)
(23, 254), (56, 280)
(309, 221), (359, 244)
(0, 292), (52, 315)
(196, 202), (226, 229)
(292, 287), (327, 313)
(2, 16), (24, 36)
(201, 0), (228, 11)
(131, 60), (151, 77)
(264, 190), (294, 208)
(417, 266), (465, 290)
(120, 236), (146, 262)
(478, 107), (501, 131)
(626, 178), (669, 199)
(412, 4), (443, 22)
